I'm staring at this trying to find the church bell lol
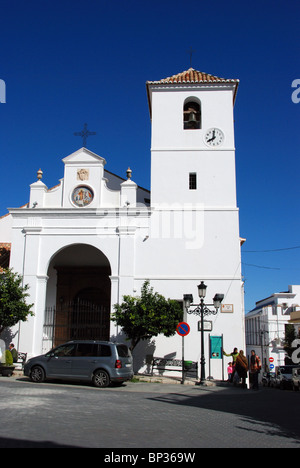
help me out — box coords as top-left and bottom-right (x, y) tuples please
(187, 111), (197, 128)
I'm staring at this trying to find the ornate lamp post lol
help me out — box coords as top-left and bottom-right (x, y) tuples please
(183, 282), (224, 385)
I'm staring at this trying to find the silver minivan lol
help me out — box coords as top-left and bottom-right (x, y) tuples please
(24, 341), (133, 387)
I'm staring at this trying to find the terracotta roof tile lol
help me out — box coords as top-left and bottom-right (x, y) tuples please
(147, 68), (239, 85)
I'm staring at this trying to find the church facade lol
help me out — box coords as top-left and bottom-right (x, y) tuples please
(0, 69), (245, 380)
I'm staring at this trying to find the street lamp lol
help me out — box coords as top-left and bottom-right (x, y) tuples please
(183, 281), (224, 385)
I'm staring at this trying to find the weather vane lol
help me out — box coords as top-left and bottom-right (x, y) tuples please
(74, 123), (96, 147)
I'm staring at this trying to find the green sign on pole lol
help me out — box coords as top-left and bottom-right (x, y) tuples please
(210, 336), (223, 360)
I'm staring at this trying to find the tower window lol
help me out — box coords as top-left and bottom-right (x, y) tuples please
(183, 98), (201, 130)
(189, 173), (197, 190)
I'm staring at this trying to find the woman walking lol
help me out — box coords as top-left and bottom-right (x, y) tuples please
(235, 350), (248, 389)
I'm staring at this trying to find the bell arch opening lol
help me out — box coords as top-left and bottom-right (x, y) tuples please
(183, 97), (201, 129)
(44, 244), (112, 348)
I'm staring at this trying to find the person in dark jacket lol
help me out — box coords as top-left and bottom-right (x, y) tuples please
(235, 350), (248, 389)
(249, 350), (261, 390)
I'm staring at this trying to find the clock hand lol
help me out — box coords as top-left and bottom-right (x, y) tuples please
(207, 132), (216, 143)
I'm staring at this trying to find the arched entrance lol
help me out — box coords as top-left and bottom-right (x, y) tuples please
(45, 244), (111, 348)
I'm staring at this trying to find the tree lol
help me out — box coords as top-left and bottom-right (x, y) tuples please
(0, 269), (34, 334)
(112, 281), (183, 350)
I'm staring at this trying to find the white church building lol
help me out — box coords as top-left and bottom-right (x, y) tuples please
(0, 68), (245, 380)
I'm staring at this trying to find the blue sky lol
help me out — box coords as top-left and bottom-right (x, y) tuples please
(0, 0), (299, 313)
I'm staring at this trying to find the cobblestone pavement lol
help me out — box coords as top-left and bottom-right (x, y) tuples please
(0, 374), (299, 449)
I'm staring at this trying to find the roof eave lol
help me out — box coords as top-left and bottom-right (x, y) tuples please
(146, 78), (239, 117)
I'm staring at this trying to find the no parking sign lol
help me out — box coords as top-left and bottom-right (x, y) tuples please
(176, 322), (190, 337)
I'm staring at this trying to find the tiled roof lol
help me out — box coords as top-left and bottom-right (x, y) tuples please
(146, 68), (239, 85)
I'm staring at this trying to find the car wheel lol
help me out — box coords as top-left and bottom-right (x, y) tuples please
(30, 365), (45, 383)
(93, 369), (110, 388)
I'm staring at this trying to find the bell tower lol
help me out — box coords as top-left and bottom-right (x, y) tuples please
(146, 68), (239, 208)
(144, 69), (245, 375)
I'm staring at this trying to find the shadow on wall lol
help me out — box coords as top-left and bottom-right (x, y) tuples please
(0, 328), (18, 350)
(110, 330), (156, 374)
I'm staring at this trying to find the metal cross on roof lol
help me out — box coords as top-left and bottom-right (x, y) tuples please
(188, 47), (196, 68)
(74, 123), (96, 147)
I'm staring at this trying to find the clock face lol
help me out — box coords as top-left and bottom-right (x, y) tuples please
(72, 185), (94, 207)
(204, 128), (224, 147)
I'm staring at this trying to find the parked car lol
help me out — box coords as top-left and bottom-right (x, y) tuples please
(24, 341), (133, 387)
(292, 367), (300, 391)
(262, 372), (275, 387)
(274, 365), (300, 390)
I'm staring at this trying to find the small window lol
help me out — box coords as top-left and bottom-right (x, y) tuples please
(183, 98), (201, 129)
(189, 173), (197, 190)
(117, 345), (131, 358)
(98, 345), (112, 357)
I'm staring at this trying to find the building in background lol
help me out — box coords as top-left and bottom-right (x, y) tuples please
(245, 285), (300, 370)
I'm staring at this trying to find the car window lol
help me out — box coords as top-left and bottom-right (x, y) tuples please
(75, 343), (98, 357)
(98, 345), (112, 357)
(50, 344), (76, 357)
(117, 344), (131, 358)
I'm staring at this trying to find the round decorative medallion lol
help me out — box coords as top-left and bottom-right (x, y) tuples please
(71, 186), (94, 207)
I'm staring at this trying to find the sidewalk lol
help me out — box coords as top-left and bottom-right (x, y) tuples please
(134, 373), (230, 387)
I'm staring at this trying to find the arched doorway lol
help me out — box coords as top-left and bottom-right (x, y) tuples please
(46, 244), (111, 347)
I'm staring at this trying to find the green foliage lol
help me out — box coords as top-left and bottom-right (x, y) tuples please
(5, 350), (13, 366)
(112, 281), (183, 350)
(0, 269), (34, 334)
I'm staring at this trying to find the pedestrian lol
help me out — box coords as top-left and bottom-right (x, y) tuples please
(9, 343), (18, 363)
(235, 350), (248, 389)
(227, 362), (233, 382)
(249, 350), (261, 390)
(223, 347), (239, 382)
